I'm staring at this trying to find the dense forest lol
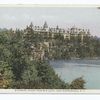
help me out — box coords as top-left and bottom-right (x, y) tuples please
(23, 22), (100, 60)
(0, 22), (100, 89)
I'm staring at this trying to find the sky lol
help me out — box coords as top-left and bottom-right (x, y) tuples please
(0, 7), (100, 37)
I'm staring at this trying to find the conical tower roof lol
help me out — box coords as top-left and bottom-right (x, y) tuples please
(43, 21), (48, 29)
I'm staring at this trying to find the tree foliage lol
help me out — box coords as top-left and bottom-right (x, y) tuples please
(70, 77), (85, 89)
(0, 24), (97, 89)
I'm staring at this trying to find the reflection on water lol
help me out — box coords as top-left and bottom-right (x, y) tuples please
(50, 60), (100, 89)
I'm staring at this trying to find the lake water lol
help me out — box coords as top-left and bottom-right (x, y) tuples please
(50, 59), (100, 89)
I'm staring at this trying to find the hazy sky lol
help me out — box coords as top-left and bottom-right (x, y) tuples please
(0, 7), (100, 37)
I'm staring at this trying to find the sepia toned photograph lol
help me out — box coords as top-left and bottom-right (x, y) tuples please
(0, 5), (100, 92)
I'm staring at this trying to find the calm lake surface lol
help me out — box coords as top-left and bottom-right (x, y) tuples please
(50, 59), (100, 89)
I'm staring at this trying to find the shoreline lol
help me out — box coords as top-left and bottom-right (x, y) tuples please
(49, 57), (100, 61)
